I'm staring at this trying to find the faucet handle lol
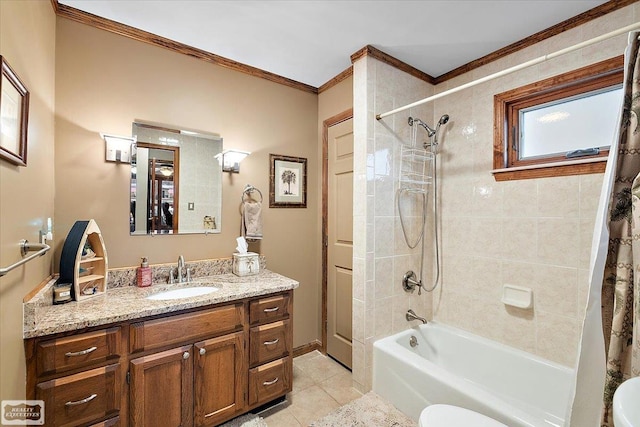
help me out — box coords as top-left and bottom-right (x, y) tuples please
(186, 268), (191, 283)
(169, 268), (175, 284)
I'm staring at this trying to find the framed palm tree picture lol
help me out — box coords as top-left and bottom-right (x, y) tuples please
(269, 154), (307, 208)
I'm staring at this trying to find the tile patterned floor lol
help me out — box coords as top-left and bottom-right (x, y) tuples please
(259, 351), (363, 427)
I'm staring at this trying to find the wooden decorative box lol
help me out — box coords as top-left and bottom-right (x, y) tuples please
(59, 219), (108, 301)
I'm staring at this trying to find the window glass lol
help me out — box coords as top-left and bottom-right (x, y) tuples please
(519, 85), (623, 160)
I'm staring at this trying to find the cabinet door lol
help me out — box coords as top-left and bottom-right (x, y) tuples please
(194, 332), (246, 427)
(129, 345), (193, 427)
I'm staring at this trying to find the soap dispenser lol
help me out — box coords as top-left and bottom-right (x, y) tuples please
(137, 257), (152, 287)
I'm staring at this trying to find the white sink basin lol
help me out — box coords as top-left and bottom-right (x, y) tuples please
(146, 286), (219, 301)
(614, 376), (640, 427)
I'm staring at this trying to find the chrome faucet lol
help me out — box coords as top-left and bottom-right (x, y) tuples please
(168, 255), (191, 284)
(177, 255), (185, 283)
(406, 309), (427, 324)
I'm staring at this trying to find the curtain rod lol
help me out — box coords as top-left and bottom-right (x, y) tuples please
(376, 22), (640, 120)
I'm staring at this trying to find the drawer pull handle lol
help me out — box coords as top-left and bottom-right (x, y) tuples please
(65, 346), (97, 357)
(263, 338), (279, 346)
(65, 393), (97, 406)
(263, 307), (279, 313)
(263, 377), (279, 386)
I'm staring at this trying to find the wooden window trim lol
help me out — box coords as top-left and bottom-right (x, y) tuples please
(493, 55), (623, 181)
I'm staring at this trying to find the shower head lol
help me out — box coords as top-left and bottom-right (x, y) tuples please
(408, 115), (449, 138)
(408, 117), (436, 137)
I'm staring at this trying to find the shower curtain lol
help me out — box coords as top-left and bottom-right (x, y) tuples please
(601, 32), (640, 426)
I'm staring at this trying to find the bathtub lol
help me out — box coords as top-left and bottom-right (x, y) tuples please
(372, 321), (574, 427)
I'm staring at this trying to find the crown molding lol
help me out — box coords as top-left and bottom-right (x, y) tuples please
(51, 0), (635, 95)
(433, 0), (636, 84)
(53, 1), (318, 94)
(351, 45), (436, 85)
(318, 66), (353, 94)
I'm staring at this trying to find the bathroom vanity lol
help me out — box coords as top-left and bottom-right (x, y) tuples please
(23, 270), (298, 427)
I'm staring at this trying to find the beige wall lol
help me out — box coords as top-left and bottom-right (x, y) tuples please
(0, 0), (56, 401)
(318, 75), (353, 122)
(54, 18), (320, 348)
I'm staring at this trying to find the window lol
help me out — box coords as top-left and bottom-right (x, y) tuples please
(493, 56), (623, 181)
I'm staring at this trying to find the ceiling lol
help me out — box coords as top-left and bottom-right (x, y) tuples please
(59, 0), (609, 88)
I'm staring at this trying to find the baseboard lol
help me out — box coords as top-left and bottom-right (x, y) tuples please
(293, 340), (322, 358)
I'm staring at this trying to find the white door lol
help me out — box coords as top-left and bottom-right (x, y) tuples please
(326, 118), (353, 368)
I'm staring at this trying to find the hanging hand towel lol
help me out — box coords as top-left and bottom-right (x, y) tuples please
(241, 200), (263, 240)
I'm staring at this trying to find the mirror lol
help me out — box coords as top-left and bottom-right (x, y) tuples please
(130, 122), (222, 235)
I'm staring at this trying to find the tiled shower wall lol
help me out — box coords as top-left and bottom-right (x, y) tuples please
(352, 2), (640, 392)
(352, 56), (436, 392)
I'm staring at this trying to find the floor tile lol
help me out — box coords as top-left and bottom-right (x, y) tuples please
(291, 364), (315, 395)
(263, 350), (359, 426)
(318, 370), (363, 405)
(293, 350), (323, 363)
(287, 385), (341, 427)
(262, 406), (301, 427)
(295, 353), (347, 384)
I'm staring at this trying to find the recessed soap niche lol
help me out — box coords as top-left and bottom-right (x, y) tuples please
(59, 219), (108, 301)
(501, 284), (533, 309)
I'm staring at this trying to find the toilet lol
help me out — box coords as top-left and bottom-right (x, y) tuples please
(419, 404), (508, 427)
(613, 376), (640, 427)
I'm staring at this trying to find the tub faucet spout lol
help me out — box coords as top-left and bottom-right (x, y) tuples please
(406, 309), (427, 324)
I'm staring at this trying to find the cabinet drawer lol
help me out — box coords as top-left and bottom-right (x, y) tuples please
(249, 294), (290, 325)
(130, 303), (243, 353)
(248, 357), (292, 406)
(36, 327), (121, 377)
(36, 364), (120, 427)
(89, 416), (120, 427)
(249, 320), (291, 367)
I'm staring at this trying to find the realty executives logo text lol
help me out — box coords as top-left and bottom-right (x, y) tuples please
(1, 401), (44, 425)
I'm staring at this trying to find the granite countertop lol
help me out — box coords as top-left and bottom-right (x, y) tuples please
(23, 270), (298, 339)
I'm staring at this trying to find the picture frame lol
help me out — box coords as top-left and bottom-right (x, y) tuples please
(0, 56), (29, 166)
(269, 154), (307, 208)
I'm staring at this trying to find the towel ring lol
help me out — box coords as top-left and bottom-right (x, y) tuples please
(242, 184), (263, 203)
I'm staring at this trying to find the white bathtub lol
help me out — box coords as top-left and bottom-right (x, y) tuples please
(373, 321), (574, 427)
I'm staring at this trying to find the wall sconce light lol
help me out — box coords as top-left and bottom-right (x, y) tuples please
(216, 149), (251, 173)
(101, 133), (135, 163)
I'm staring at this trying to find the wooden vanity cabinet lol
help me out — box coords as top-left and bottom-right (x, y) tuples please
(129, 345), (193, 427)
(193, 332), (245, 427)
(27, 327), (124, 427)
(247, 293), (293, 407)
(26, 290), (293, 427)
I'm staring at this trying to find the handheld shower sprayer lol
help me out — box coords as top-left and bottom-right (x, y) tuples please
(436, 114), (449, 130)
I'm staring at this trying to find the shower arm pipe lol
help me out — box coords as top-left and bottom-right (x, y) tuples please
(376, 22), (640, 121)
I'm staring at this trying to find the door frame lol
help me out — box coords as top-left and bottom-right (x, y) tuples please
(321, 108), (353, 354)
